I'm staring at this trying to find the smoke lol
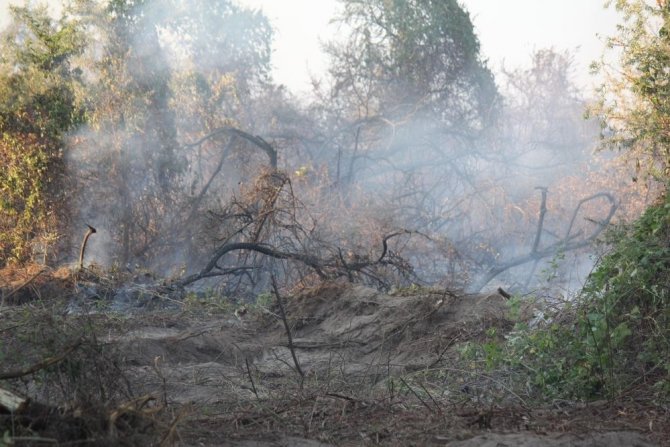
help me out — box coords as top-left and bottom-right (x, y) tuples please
(59, 1), (651, 297)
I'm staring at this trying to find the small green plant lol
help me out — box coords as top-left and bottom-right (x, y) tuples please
(457, 328), (505, 372)
(541, 250), (566, 284)
(254, 291), (274, 308)
(183, 290), (233, 314)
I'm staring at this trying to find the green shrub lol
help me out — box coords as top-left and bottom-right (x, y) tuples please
(494, 193), (670, 400)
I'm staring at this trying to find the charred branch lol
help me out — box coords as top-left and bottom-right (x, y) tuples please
(186, 126), (277, 169)
(177, 232), (414, 288)
(78, 225), (96, 270)
(471, 192), (617, 292)
(177, 242), (326, 287)
(531, 186), (548, 254)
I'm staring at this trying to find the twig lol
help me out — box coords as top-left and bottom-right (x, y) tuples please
(418, 381), (443, 414)
(325, 392), (359, 402)
(151, 356), (168, 407)
(185, 126), (277, 169)
(271, 275), (304, 381)
(245, 357), (259, 398)
(471, 191), (617, 292)
(0, 340), (82, 380)
(178, 242), (326, 286)
(5, 437), (57, 444)
(159, 406), (188, 447)
(400, 377), (435, 414)
(428, 335), (460, 368)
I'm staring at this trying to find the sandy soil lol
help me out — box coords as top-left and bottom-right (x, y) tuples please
(1, 268), (667, 446)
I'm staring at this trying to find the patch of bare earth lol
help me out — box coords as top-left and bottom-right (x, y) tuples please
(1, 268), (667, 445)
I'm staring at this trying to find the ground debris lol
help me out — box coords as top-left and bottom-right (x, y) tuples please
(1, 269), (665, 446)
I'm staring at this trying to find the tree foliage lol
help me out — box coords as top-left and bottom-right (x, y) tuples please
(328, 0), (497, 129)
(0, 5), (84, 264)
(595, 0), (670, 180)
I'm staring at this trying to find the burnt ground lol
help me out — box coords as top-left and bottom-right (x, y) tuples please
(1, 266), (668, 446)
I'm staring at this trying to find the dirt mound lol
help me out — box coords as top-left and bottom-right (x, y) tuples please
(276, 283), (512, 374)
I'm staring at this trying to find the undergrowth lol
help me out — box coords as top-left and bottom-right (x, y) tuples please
(463, 192), (670, 402)
(0, 306), (167, 445)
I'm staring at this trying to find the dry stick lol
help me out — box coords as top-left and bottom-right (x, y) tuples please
(531, 186), (548, 254)
(271, 276), (304, 381)
(0, 340), (82, 380)
(6, 437), (57, 445)
(185, 126), (277, 169)
(245, 357), (259, 398)
(428, 335), (460, 368)
(399, 377), (435, 414)
(523, 187), (548, 288)
(418, 381), (443, 414)
(178, 242), (327, 286)
(78, 224), (97, 270)
(0, 386), (28, 412)
(151, 356), (168, 407)
(159, 406), (188, 447)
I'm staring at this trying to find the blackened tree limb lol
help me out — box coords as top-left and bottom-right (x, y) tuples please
(564, 192), (617, 241)
(177, 242), (327, 287)
(471, 192), (617, 292)
(185, 126), (277, 169)
(78, 225), (96, 270)
(336, 230), (413, 271)
(532, 187), (548, 254)
(189, 137), (237, 214)
(378, 230), (412, 263)
(177, 231), (414, 288)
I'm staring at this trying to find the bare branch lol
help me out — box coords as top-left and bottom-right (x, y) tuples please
(271, 276), (304, 381)
(471, 192), (618, 292)
(185, 126), (277, 169)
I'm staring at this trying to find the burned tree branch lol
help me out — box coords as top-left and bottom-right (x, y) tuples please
(564, 192), (617, 241)
(185, 126), (277, 169)
(189, 137), (237, 214)
(177, 242), (327, 287)
(178, 231), (415, 288)
(78, 224), (96, 270)
(471, 192), (617, 292)
(378, 230), (411, 263)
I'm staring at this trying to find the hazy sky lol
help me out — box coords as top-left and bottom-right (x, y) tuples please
(0, 0), (621, 94)
(237, 0), (621, 94)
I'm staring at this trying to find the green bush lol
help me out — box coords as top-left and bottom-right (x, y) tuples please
(493, 193), (670, 400)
